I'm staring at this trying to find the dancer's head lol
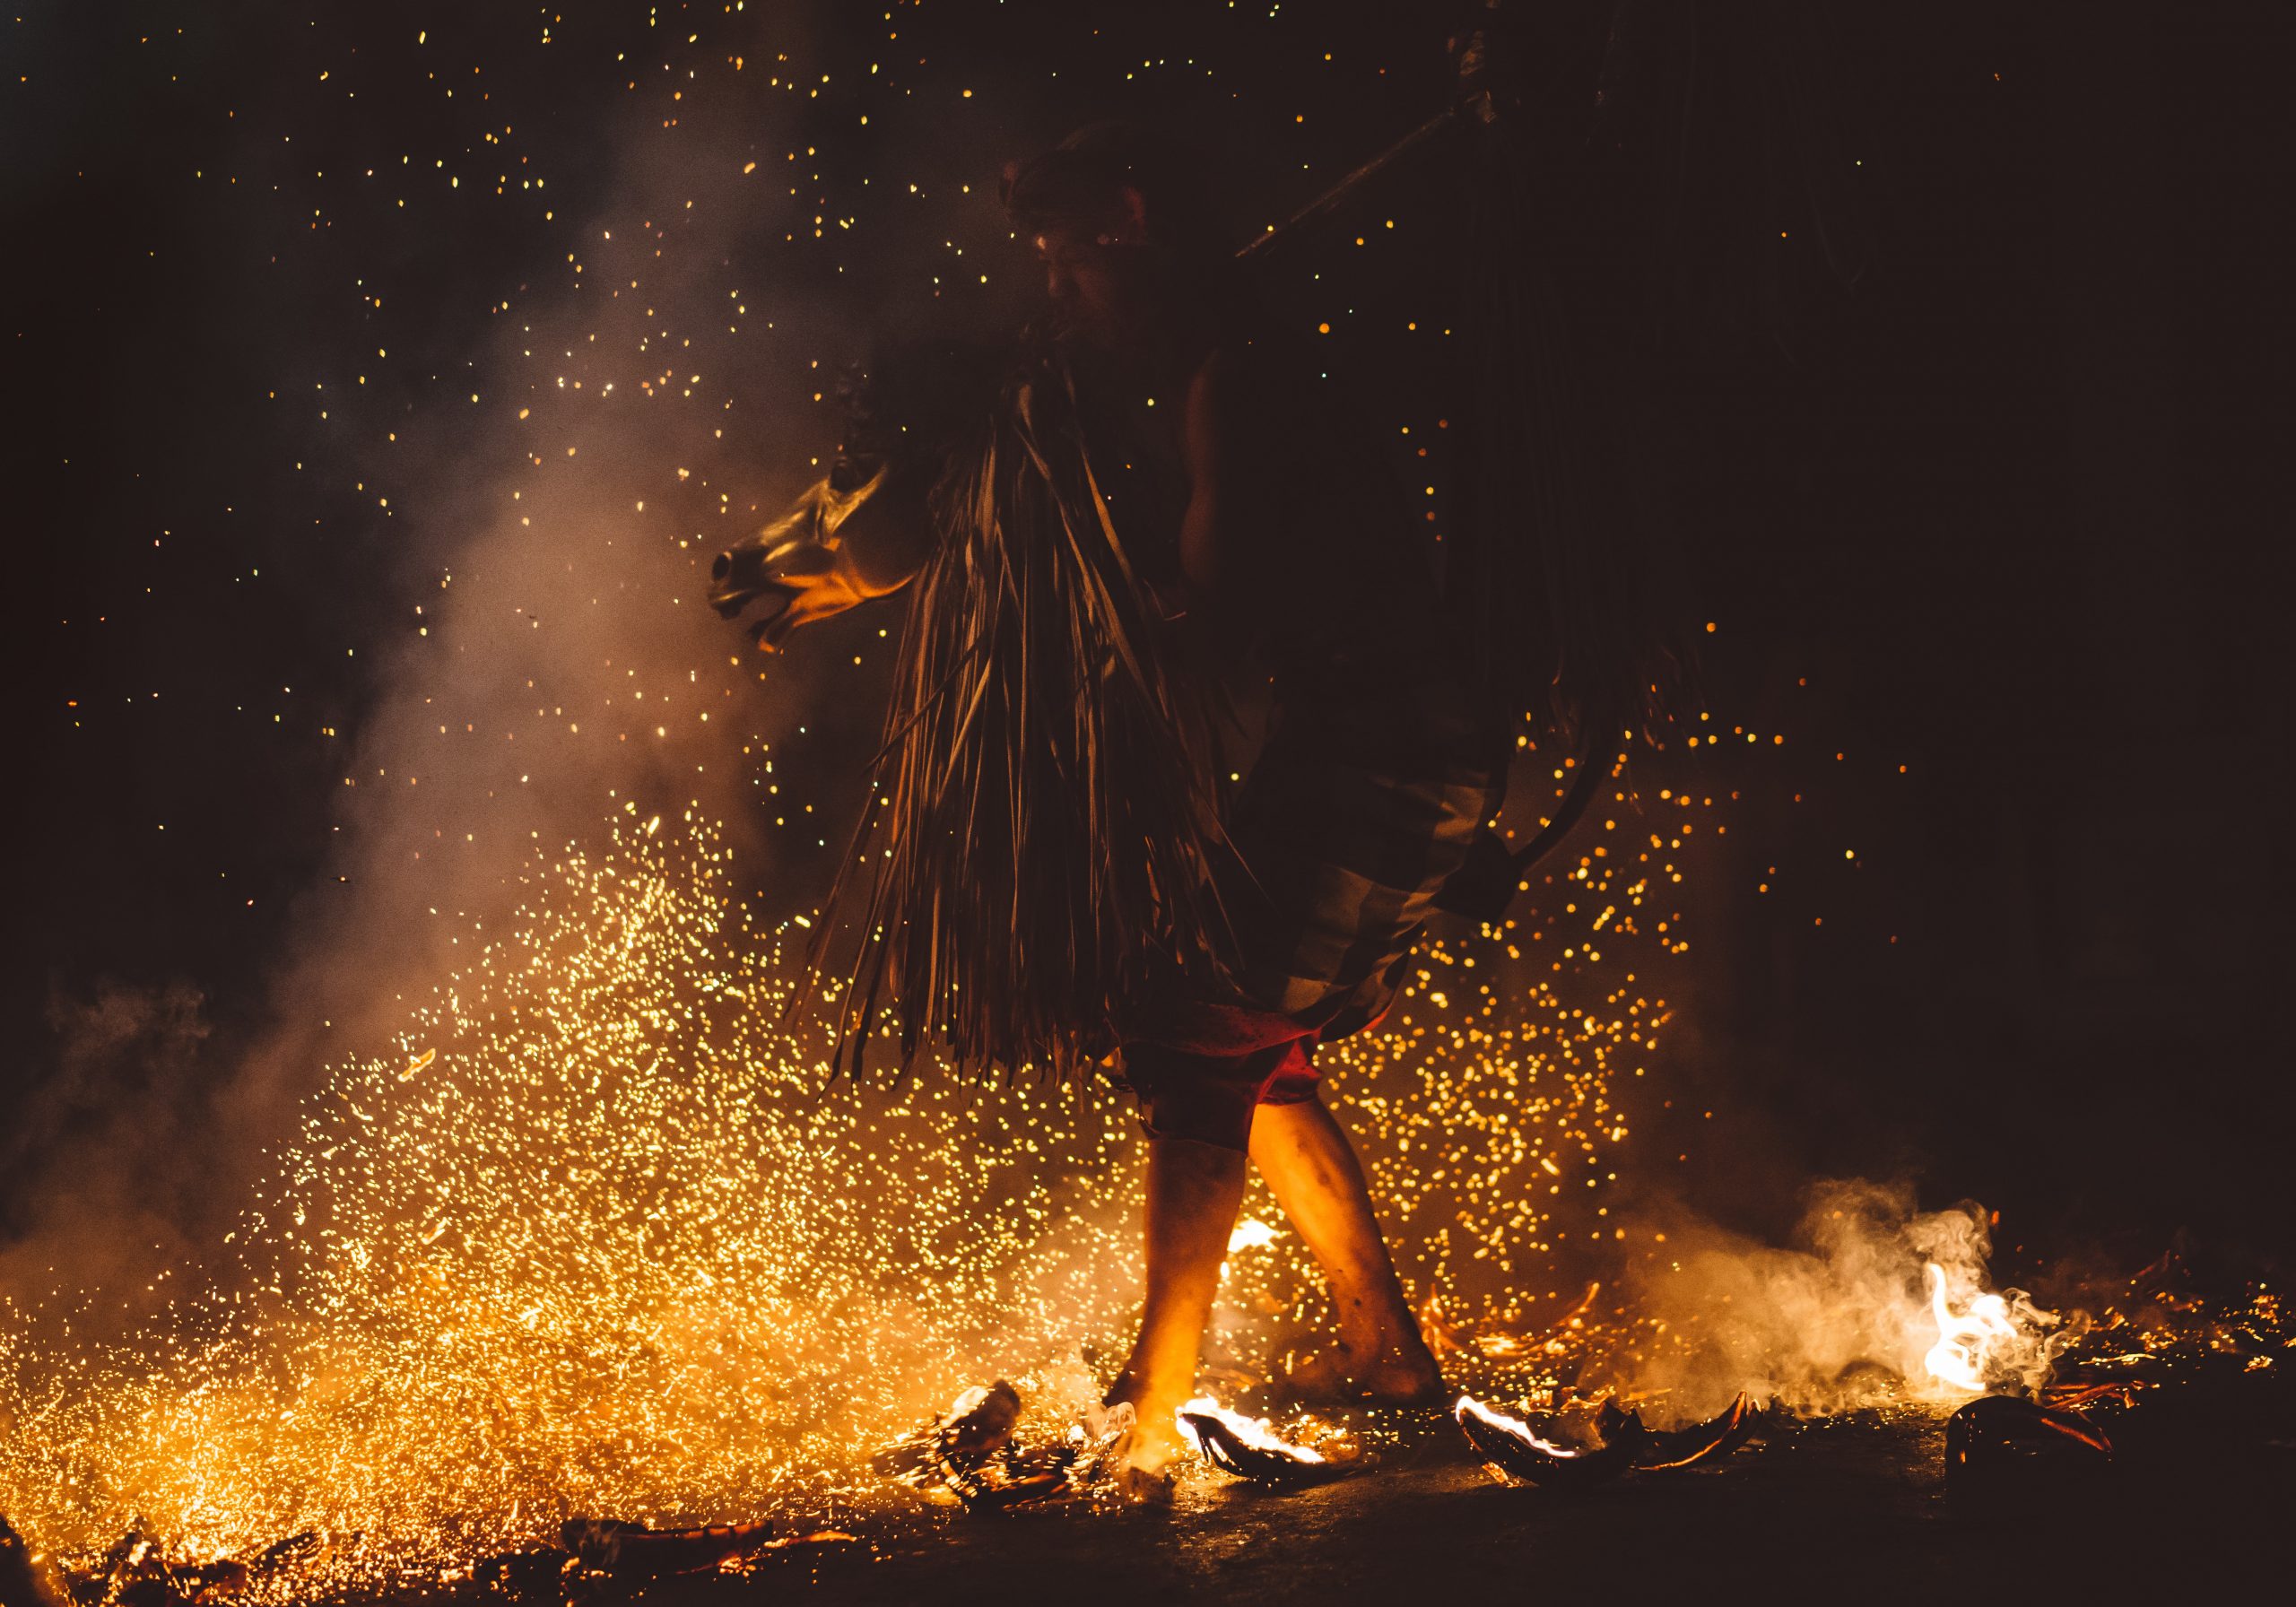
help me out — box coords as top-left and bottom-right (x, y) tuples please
(1003, 122), (1231, 353)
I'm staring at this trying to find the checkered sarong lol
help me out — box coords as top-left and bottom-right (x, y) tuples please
(1226, 670), (1504, 1010)
(1116, 668), (1505, 1147)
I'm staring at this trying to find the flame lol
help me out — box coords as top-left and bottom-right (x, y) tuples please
(1225, 1219), (1281, 1253)
(1920, 1261), (2057, 1395)
(1451, 1394), (1581, 1458)
(1175, 1396), (1326, 1464)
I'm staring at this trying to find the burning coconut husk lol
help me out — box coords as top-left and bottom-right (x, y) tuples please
(1944, 1395), (2115, 1510)
(1454, 1397), (1644, 1490)
(1454, 1393), (1761, 1490)
(872, 1380), (1026, 1489)
(876, 1380), (1137, 1514)
(1176, 1397), (1363, 1487)
(1596, 1393), (1761, 1472)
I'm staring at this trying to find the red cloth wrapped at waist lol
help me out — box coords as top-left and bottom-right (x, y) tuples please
(1118, 992), (1389, 1151)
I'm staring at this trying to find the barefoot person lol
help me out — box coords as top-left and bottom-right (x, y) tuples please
(722, 125), (1510, 1470)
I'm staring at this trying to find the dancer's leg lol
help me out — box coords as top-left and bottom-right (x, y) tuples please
(1249, 1093), (1443, 1403)
(1104, 1134), (1250, 1466)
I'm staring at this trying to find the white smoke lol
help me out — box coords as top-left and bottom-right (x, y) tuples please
(1589, 1177), (2080, 1419)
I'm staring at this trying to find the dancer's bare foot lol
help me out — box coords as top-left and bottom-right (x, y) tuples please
(1122, 1418), (1192, 1478)
(1277, 1333), (1447, 1406)
(1101, 1377), (1192, 1473)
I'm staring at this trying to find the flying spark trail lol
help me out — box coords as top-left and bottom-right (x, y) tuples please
(0, 795), (1674, 1589)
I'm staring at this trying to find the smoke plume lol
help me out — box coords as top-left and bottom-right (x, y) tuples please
(1586, 1177), (2077, 1419)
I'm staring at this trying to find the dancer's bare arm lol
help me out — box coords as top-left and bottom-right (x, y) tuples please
(710, 458), (935, 651)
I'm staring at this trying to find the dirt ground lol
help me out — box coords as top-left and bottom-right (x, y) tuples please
(443, 1367), (2292, 1605)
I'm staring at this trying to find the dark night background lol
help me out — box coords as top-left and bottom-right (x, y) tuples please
(4, 0), (2292, 1279)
